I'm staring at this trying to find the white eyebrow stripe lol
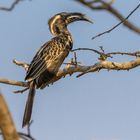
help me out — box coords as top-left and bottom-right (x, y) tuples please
(50, 15), (61, 34)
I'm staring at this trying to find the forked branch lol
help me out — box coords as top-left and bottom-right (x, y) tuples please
(0, 49), (140, 90)
(75, 0), (140, 36)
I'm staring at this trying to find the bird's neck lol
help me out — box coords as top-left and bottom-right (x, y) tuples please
(58, 30), (73, 50)
(51, 26), (73, 48)
(60, 29), (71, 36)
(52, 25), (71, 36)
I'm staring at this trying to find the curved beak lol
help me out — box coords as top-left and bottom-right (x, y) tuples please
(66, 12), (93, 24)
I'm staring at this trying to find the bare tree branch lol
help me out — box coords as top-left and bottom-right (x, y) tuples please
(77, 57), (140, 77)
(18, 132), (35, 140)
(13, 59), (29, 71)
(0, 50), (140, 89)
(75, 0), (140, 35)
(72, 48), (140, 57)
(92, 2), (140, 40)
(0, 78), (28, 87)
(0, 93), (19, 140)
(0, 0), (30, 11)
(18, 121), (35, 140)
(107, 51), (140, 57)
(0, 94), (35, 140)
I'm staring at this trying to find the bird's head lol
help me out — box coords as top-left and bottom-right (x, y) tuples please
(48, 12), (93, 36)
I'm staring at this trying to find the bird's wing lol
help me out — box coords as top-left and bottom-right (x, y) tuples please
(25, 42), (51, 81)
(25, 38), (69, 82)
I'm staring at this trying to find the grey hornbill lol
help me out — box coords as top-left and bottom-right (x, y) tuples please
(22, 12), (92, 127)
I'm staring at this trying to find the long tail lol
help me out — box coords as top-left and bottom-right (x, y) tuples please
(22, 81), (36, 127)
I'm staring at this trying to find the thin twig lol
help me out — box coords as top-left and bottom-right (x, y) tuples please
(14, 87), (29, 94)
(0, 0), (29, 11)
(107, 51), (140, 57)
(18, 132), (35, 140)
(18, 121), (35, 140)
(72, 48), (103, 55)
(27, 121), (33, 136)
(92, 2), (140, 40)
(0, 78), (28, 87)
(13, 59), (29, 71)
(74, 52), (78, 65)
(72, 47), (112, 60)
(72, 47), (140, 58)
(75, 0), (140, 35)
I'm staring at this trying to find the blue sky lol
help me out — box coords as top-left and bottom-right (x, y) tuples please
(0, 0), (140, 140)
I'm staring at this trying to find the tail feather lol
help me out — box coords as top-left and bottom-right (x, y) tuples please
(22, 82), (36, 127)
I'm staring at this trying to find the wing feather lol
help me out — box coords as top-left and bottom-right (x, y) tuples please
(25, 35), (71, 84)
(25, 42), (50, 81)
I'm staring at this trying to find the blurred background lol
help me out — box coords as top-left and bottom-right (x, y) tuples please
(0, 0), (140, 140)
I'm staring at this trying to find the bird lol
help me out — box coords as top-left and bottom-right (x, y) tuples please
(22, 12), (92, 127)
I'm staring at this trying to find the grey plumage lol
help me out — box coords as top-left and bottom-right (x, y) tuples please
(22, 12), (92, 127)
